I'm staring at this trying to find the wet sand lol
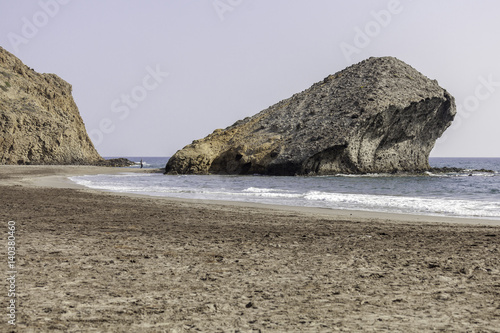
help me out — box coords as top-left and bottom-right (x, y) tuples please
(0, 166), (499, 332)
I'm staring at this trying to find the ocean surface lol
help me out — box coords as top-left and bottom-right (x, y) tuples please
(69, 157), (500, 220)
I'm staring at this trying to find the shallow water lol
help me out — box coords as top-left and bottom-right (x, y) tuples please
(71, 157), (500, 220)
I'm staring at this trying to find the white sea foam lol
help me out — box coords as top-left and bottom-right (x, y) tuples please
(68, 168), (500, 220)
(243, 187), (281, 193)
(242, 187), (301, 198)
(303, 191), (499, 218)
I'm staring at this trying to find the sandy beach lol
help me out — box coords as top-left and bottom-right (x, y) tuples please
(1, 166), (499, 332)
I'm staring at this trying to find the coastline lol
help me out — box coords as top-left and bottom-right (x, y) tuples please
(1, 165), (499, 331)
(17, 165), (500, 226)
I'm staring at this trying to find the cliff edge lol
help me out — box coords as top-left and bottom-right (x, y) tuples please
(0, 47), (103, 165)
(166, 57), (456, 175)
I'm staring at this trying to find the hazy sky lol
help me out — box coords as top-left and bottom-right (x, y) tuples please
(1, 0), (499, 157)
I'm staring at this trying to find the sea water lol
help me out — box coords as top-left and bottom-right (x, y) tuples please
(69, 157), (500, 220)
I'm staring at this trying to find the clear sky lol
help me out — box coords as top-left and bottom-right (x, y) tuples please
(1, 0), (499, 157)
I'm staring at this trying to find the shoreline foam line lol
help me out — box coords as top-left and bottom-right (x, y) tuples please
(68, 172), (500, 221)
(1, 165), (498, 226)
(38, 168), (500, 226)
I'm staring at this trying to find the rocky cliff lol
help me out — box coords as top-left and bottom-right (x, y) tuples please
(166, 57), (456, 176)
(0, 47), (103, 165)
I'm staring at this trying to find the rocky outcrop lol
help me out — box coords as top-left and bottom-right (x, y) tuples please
(166, 57), (456, 176)
(0, 46), (103, 165)
(94, 158), (135, 167)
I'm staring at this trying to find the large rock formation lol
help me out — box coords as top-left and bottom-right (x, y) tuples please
(166, 57), (456, 176)
(0, 47), (103, 165)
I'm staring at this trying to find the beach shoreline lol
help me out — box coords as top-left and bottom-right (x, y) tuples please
(6, 165), (500, 226)
(1, 165), (499, 331)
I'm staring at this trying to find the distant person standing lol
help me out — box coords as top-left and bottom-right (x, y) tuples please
(140, 159), (143, 169)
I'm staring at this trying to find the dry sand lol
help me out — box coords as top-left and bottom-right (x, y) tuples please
(0, 166), (499, 332)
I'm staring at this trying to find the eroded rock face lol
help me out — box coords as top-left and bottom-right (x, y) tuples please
(166, 57), (456, 175)
(0, 47), (103, 165)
